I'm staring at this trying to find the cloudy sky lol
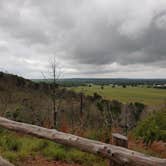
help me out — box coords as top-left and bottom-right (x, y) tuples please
(0, 0), (166, 78)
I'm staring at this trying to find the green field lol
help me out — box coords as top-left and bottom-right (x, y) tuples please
(70, 85), (166, 106)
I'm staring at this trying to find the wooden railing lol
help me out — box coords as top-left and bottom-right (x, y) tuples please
(0, 116), (166, 166)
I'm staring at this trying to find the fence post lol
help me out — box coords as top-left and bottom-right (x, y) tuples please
(109, 133), (128, 166)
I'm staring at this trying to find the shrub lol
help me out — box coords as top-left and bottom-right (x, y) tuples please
(134, 110), (166, 145)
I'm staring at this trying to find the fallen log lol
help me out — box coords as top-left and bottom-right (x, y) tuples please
(0, 117), (165, 166)
(0, 156), (14, 166)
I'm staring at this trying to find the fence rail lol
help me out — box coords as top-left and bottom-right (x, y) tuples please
(0, 116), (166, 166)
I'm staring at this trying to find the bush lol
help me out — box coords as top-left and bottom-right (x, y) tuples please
(134, 110), (166, 145)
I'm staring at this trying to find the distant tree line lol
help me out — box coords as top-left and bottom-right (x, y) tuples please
(33, 78), (166, 87)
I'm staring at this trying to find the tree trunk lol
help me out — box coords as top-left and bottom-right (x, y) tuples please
(80, 93), (83, 117)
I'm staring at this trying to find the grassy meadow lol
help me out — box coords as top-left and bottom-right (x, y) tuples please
(70, 85), (166, 106)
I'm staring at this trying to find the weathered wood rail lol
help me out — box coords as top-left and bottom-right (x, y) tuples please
(0, 116), (166, 166)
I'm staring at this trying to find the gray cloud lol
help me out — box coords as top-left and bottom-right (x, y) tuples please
(0, 0), (166, 78)
(70, 6), (166, 66)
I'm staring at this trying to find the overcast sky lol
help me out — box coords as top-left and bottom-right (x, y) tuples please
(0, 0), (166, 78)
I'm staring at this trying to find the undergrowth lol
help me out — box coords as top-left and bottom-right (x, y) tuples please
(0, 128), (106, 166)
(133, 109), (166, 145)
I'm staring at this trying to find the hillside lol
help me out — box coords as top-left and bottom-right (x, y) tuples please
(0, 72), (146, 131)
(0, 72), (165, 165)
(0, 72), (108, 165)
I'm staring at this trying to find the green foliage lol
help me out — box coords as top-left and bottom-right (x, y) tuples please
(67, 149), (106, 166)
(2, 152), (18, 162)
(134, 110), (166, 145)
(42, 146), (66, 160)
(0, 135), (22, 152)
(0, 130), (106, 165)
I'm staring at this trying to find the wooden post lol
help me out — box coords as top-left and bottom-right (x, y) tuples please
(112, 133), (128, 148)
(0, 156), (14, 166)
(110, 133), (128, 165)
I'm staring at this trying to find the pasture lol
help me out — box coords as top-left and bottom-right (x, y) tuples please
(70, 85), (166, 106)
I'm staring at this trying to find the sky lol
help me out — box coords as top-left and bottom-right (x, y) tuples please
(0, 0), (166, 79)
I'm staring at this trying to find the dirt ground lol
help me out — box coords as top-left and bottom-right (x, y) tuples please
(18, 156), (81, 166)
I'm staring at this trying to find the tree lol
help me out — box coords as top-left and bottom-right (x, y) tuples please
(122, 84), (126, 88)
(49, 56), (63, 128)
(80, 92), (83, 117)
(101, 85), (104, 90)
(42, 56), (63, 128)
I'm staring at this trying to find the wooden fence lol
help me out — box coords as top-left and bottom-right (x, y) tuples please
(0, 116), (166, 166)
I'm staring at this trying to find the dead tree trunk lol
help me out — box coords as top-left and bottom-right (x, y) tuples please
(80, 93), (83, 117)
(53, 94), (57, 128)
(0, 117), (165, 166)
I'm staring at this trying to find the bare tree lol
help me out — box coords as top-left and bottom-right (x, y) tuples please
(49, 56), (63, 128)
